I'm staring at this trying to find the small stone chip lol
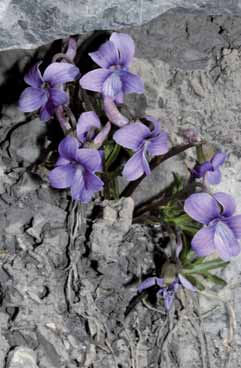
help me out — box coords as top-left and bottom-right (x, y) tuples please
(7, 347), (38, 368)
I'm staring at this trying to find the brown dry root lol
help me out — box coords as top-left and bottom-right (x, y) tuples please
(63, 202), (237, 368)
(65, 201), (87, 309)
(142, 290), (209, 368)
(138, 288), (236, 368)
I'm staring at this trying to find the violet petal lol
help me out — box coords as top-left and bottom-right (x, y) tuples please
(70, 166), (85, 201)
(142, 149), (151, 176)
(48, 164), (75, 189)
(113, 122), (150, 151)
(148, 132), (169, 156)
(58, 136), (79, 161)
(43, 62), (80, 85)
(56, 156), (70, 166)
(39, 100), (55, 121)
(121, 71), (144, 94)
(75, 148), (102, 172)
(122, 149), (145, 181)
(137, 277), (158, 293)
(205, 169), (221, 185)
(77, 111), (101, 143)
(184, 193), (220, 225)
(225, 215), (241, 239)
(214, 221), (240, 261)
(213, 192), (236, 217)
(110, 32), (135, 67)
(24, 63), (43, 88)
(71, 168), (102, 203)
(211, 151), (226, 170)
(89, 40), (118, 68)
(192, 161), (213, 178)
(79, 68), (111, 92)
(102, 72), (122, 98)
(178, 274), (196, 291)
(19, 87), (48, 112)
(84, 170), (104, 192)
(49, 88), (69, 106)
(162, 288), (176, 311)
(191, 225), (216, 256)
(144, 115), (161, 135)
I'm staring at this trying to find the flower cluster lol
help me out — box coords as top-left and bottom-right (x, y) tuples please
(19, 33), (169, 203)
(19, 33), (241, 313)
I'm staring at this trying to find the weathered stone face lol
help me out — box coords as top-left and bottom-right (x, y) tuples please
(1, 6), (241, 367)
(1, 0), (241, 50)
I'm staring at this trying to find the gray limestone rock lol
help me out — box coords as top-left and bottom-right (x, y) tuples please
(1, 1), (241, 51)
(90, 197), (134, 260)
(6, 347), (38, 368)
(1, 6), (241, 368)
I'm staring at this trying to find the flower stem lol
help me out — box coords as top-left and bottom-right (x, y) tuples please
(102, 170), (120, 200)
(55, 106), (72, 133)
(65, 106), (77, 130)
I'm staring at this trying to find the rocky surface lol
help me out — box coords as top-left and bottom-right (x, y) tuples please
(2, 1), (241, 50)
(1, 12), (241, 368)
(130, 45), (241, 207)
(0, 145), (240, 367)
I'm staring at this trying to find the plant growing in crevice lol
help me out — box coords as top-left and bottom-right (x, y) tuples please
(18, 32), (241, 313)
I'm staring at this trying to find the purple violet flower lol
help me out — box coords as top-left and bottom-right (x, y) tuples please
(192, 151), (226, 185)
(79, 32), (144, 103)
(19, 62), (80, 122)
(137, 274), (195, 311)
(113, 115), (169, 181)
(77, 111), (110, 148)
(184, 192), (241, 261)
(48, 136), (103, 203)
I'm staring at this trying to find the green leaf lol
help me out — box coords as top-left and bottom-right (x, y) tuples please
(183, 258), (229, 274)
(196, 145), (206, 164)
(172, 172), (184, 193)
(201, 272), (227, 287)
(105, 143), (121, 170)
(179, 234), (191, 265)
(190, 256), (206, 266)
(104, 141), (115, 161)
(169, 214), (201, 234)
(183, 274), (205, 291)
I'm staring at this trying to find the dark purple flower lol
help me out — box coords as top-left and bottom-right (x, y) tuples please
(19, 62), (80, 121)
(79, 32), (144, 103)
(138, 274), (195, 311)
(184, 192), (241, 261)
(48, 136), (103, 203)
(77, 111), (110, 147)
(192, 151), (226, 185)
(113, 115), (169, 181)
